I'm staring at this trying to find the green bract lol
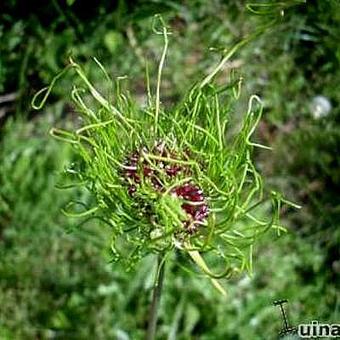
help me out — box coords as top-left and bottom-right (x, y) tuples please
(32, 16), (295, 292)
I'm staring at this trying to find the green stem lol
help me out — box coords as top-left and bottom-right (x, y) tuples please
(146, 255), (166, 340)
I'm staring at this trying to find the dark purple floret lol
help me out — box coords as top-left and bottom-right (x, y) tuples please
(172, 183), (209, 233)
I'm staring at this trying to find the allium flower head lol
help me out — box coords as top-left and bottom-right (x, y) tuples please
(33, 16), (294, 291)
(122, 141), (208, 234)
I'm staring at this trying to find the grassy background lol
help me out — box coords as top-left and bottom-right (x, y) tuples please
(0, 1), (339, 339)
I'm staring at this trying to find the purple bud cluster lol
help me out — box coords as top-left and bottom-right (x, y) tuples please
(122, 142), (208, 232)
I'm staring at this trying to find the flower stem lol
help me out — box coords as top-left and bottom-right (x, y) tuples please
(146, 254), (165, 340)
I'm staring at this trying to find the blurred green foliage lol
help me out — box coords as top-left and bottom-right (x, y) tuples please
(0, 0), (339, 339)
